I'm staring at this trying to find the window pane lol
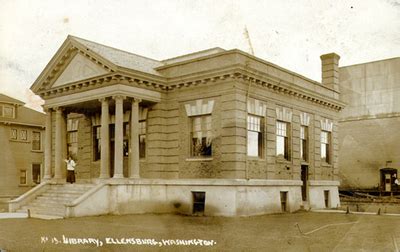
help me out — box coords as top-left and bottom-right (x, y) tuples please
(10, 129), (17, 139)
(277, 136), (285, 156)
(191, 115), (212, 157)
(247, 131), (259, 156)
(321, 143), (327, 161)
(276, 121), (287, 136)
(32, 164), (41, 184)
(20, 130), (27, 140)
(32, 132), (41, 150)
(20, 170), (27, 184)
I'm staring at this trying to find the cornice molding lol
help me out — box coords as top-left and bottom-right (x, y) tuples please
(38, 68), (344, 111)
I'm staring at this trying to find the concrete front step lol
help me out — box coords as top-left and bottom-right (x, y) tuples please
(16, 183), (95, 217)
(19, 206), (65, 216)
(34, 197), (74, 204)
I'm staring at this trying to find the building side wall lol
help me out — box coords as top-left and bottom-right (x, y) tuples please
(0, 125), (44, 198)
(339, 58), (400, 189)
(339, 117), (400, 188)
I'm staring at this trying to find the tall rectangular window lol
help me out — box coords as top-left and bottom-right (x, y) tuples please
(139, 120), (146, 158)
(32, 131), (41, 151)
(276, 121), (290, 160)
(93, 126), (101, 161)
(67, 118), (79, 158)
(321, 131), (331, 164)
(300, 126), (308, 161)
(247, 115), (263, 157)
(191, 115), (212, 157)
(19, 170), (27, 185)
(32, 164), (41, 184)
(0, 105), (3, 117)
(20, 130), (27, 141)
(10, 128), (17, 140)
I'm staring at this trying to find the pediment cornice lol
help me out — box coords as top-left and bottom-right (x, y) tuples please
(32, 38), (117, 93)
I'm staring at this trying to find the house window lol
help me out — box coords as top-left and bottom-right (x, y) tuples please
(32, 131), (41, 151)
(247, 115), (264, 157)
(191, 115), (212, 157)
(32, 164), (41, 184)
(321, 131), (331, 164)
(300, 126), (308, 161)
(67, 118), (79, 158)
(0, 105), (3, 117)
(93, 126), (101, 161)
(10, 128), (17, 140)
(3, 105), (15, 118)
(280, 191), (288, 212)
(139, 120), (146, 158)
(19, 170), (27, 185)
(20, 130), (27, 141)
(276, 121), (290, 160)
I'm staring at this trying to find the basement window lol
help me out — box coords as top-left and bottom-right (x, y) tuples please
(324, 190), (330, 208)
(280, 191), (288, 212)
(192, 191), (206, 215)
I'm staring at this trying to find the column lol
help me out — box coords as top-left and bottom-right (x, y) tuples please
(54, 107), (63, 179)
(130, 98), (141, 178)
(43, 108), (52, 180)
(99, 98), (110, 178)
(113, 95), (125, 178)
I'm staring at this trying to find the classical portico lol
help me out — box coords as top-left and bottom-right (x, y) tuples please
(42, 92), (156, 182)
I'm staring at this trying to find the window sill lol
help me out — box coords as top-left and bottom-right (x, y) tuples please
(276, 157), (291, 164)
(186, 157), (213, 162)
(321, 163), (333, 168)
(31, 150), (43, 153)
(18, 184), (30, 187)
(9, 139), (29, 143)
(247, 156), (266, 161)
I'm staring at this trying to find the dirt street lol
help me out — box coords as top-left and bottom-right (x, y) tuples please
(0, 212), (399, 251)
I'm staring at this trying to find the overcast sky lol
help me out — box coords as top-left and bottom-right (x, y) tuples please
(1, 0), (399, 111)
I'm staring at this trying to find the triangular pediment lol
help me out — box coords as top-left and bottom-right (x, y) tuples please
(31, 36), (117, 93)
(52, 53), (108, 88)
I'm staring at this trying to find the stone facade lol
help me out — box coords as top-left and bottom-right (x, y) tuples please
(0, 94), (45, 199)
(339, 57), (400, 189)
(22, 36), (344, 216)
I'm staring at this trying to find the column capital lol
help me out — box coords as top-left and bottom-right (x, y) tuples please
(54, 106), (65, 112)
(131, 97), (142, 103)
(43, 107), (53, 113)
(99, 97), (110, 103)
(112, 95), (126, 101)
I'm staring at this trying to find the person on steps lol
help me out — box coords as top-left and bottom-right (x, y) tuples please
(65, 156), (76, 184)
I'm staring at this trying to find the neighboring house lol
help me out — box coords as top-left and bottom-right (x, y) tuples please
(10, 35), (344, 217)
(0, 94), (45, 200)
(339, 57), (400, 191)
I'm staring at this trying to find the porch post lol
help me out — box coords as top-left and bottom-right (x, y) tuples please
(54, 107), (63, 179)
(43, 108), (52, 180)
(130, 98), (141, 178)
(99, 98), (110, 179)
(113, 95), (125, 178)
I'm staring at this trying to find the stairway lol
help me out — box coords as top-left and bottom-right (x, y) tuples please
(16, 184), (94, 217)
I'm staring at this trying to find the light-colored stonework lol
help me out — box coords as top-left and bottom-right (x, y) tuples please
(339, 57), (400, 189)
(0, 94), (45, 200)
(10, 36), (343, 217)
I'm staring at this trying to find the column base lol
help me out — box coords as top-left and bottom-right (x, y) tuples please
(112, 174), (124, 179)
(51, 178), (67, 184)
